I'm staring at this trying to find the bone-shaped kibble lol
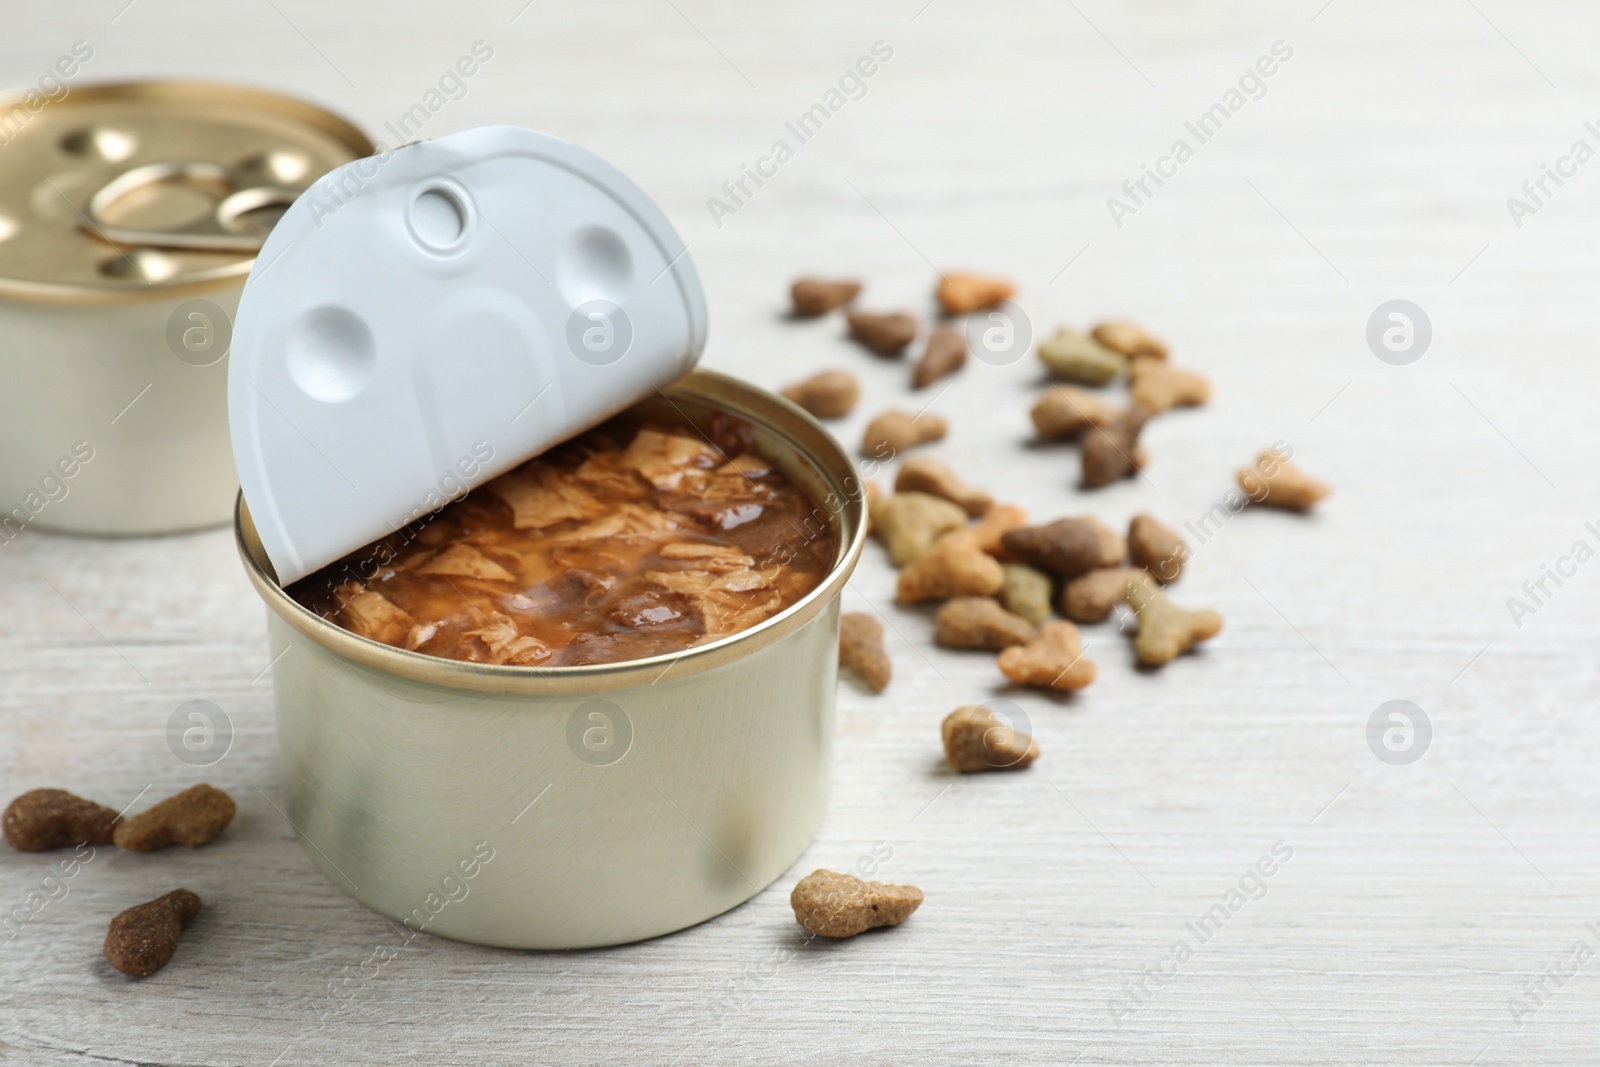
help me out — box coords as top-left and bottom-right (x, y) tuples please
(861, 410), (947, 457)
(113, 784), (236, 852)
(894, 456), (993, 517)
(1127, 573), (1222, 666)
(1091, 319), (1168, 360)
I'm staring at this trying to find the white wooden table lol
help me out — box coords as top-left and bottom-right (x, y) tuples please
(4, 1), (1598, 1063)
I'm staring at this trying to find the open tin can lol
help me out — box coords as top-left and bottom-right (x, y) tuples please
(228, 127), (864, 947)
(0, 81), (371, 536)
(236, 370), (865, 948)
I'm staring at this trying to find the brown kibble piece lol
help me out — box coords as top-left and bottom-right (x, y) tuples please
(847, 311), (918, 355)
(998, 620), (1097, 691)
(896, 531), (1005, 603)
(1000, 517), (1126, 580)
(780, 369), (860, 419)
(942, 704), (1040, 773)
(1031, 387), (1117, 440)
(1128, 513), (1187, 583)
(894, 456), (992, 517)
(861, 410), (947, 457)
(1091, 319), (1168, 360)
(934, 597), (1037, 650)
(790, 869), (922, 938)
(3, 789), (118, 852)
(839, 612), (891, 693)
(1128, 574), (1222, 666)
(871, 491), (967, 566)
(999, 563), (1053, 627)
(1061, 566), (1142, 624)
(103, 889), (201, 977)
(1130, 359), (1210, 414)
(113, 784), (235, 852)
(790, 278), (861, 316)
(1237, 450), (1331, 511)
(1082, 407), (1150, 488)
(936, 272), (1014, 314)
(912, 326), (967, 388)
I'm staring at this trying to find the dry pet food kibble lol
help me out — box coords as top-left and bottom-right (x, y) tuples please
(1081, 407), (1149, 488)
(969, 503), (1028, 559)
(847, 311), (918, 355)
(1001, 517), (1126, 580)
(839, 612), (891, 693)
(1060, 566), (1142, 624)
(790, 869), (923, 938)
(1128, 513), (1187, 583)
(861, 410), (947, 457)
(942, 704), (1040, 772)
(780, 369), (860, 419)
(1091, 319), (1168, 360)
(113, 784), (235, 852)
(998, 620), (1098, 691)
(1037, 327), (1126, 385)
(1031, 387), (1117, 440)
(912, 326), (967, 388)
(999, 563), (1053, 626)
(4, 788), (118, 852)
(1129, 359), (1210, 414)
(934, 597), (1036, 650)
(871, 491), (967, 565)
(103, 889), (201, 977)
(897, 531), (1005, 603)
(1237, 450), (1331, 511)
(894, 456), (992, 517)
(936, 271), (1014, 314)
(1128, 574), (1222, 666)
(790, 277), (861, 317)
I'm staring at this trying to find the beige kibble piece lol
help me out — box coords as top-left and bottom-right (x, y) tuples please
(103, 889), (202, 977)
(894, 456), (992, 517)
(1060, 566), (1142, 624)
(1031, 387), (1118, 440)
(1128, 513), (1187, 583)
(847, 311), (918, 355)
(113, 784), (235, 852)
(3, 788), (118, 852)
(1037, 327), (1126, 385)
(897, 531), (1005, 603)
(791, 869), (923, 938)
(936, 272), (1014, 314)
(861, 410), (947, 457)
(1091, 319), (1168, 360)
(942, 704), (1040, 773)
(790, 278), (861, 317)
(998, 620), (1097, 691)
(1082, 407), (1149, 488)
(781, 369), (860, 419)
(934, 597), (1037, 650)
(1129, 359), (1210, 414)
(871, 491), (968, 566)
(1237, 450), (1331, 511)
(839, 612), (891, 693)
(1128, 573), (1222, 666)
(1000, 563), (1053, 626)
(1000, 517), (1126, 579)
(912, 326), (967, 388)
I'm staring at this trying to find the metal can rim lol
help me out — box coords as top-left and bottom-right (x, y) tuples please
(0, 79), (375, 306)
(235, 368), (868, 695)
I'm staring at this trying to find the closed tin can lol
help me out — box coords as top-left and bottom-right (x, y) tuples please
(236, 369), (865, 949)
(0, 81), (371, 536)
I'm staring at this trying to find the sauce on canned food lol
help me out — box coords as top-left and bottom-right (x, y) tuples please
(288, 410), (838, 666)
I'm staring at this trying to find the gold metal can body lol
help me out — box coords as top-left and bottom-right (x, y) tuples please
(0, 81), (372, 535)
(236, 370), (867, 949)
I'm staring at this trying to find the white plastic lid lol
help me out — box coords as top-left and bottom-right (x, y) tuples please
(229, 126), (707, 585)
